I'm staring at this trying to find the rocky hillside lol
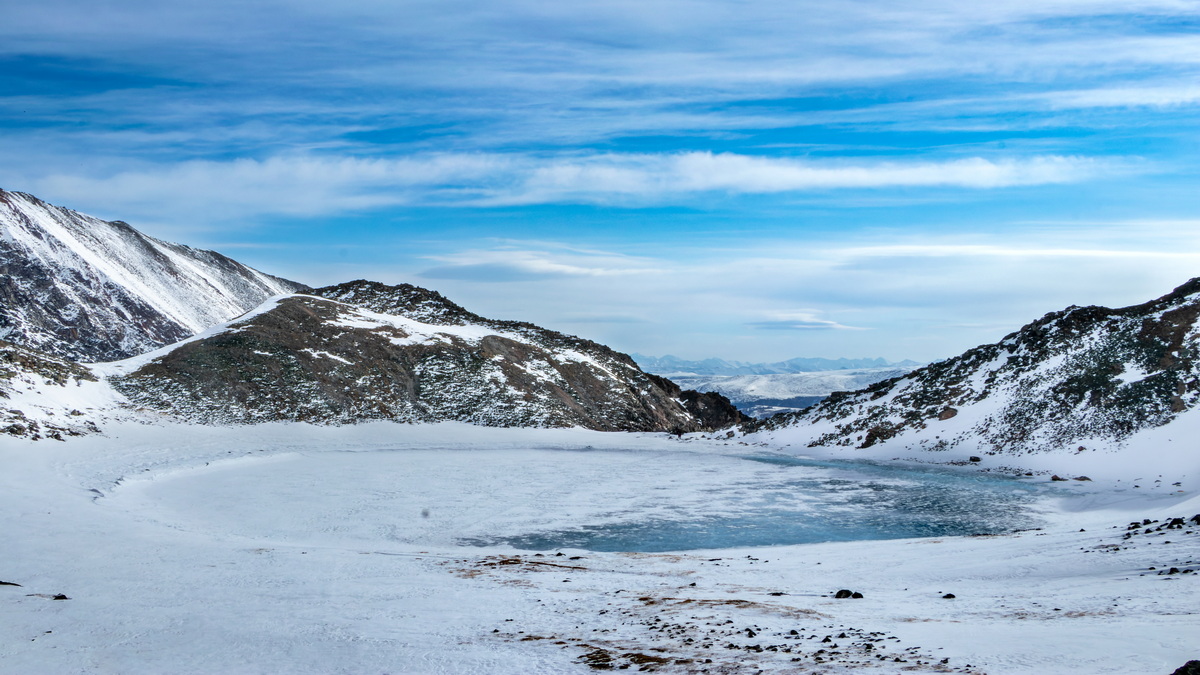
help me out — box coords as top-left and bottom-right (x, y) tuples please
(752, 278), (1200, 457)
(110, 282), (743, 432)
(0, 188), (307, 362)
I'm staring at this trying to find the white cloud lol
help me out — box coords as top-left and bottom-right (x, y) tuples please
(30, 154), (513, 221)
(748, 311), (866, 331)
(420, 246), (662, 280)
(1043, 85), (1200, 109)
(26, 152), (1114, 222)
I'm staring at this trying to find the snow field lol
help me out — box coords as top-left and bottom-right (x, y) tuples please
(1, 423), (1197, 674)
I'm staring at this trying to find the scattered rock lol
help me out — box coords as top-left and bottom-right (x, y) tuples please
(1074, 475), (1092, 481)
(1051, 475), (1068, 481)
(969, 456), (982, 463)
(579, 648), (614, 669)
(942, 593), (956, 599)
(834, 589), (854, 599)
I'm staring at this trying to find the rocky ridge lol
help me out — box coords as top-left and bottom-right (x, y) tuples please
(752, 278), (1200, 456)
(0, 188), (307, 362)
(109, 281), (743, 433)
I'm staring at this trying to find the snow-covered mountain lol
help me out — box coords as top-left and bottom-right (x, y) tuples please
(751, 278), (1200, 461)
(101, 281), (743, 432)
(0, 188), (307, 362)
(672, 367), (917, 418)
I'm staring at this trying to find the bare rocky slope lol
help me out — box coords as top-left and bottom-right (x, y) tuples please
(752, 278), (1200, 457)
(110, 281), (743, 432)
(0, 188), (307, 362)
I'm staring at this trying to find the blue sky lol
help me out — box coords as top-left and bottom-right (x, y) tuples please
(3, 0), (1200, 362)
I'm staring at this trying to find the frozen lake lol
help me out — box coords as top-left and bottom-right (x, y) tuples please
(115, 447), (1055, 552)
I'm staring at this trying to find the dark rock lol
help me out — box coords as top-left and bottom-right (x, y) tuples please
(1170, 660), (1200, 675)
(1074, 476), (1092, 481)
(969, 456), (982, 463)
(834, 589), (854, 599)
(942, 593), (956, 599)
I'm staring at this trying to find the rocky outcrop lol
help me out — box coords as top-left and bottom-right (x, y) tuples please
(112, 286), (744, 432)
(0, 188), (307, 362)
(752, 278), (1200, 455)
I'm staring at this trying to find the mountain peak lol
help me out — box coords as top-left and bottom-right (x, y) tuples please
(315, 279), (481, 326)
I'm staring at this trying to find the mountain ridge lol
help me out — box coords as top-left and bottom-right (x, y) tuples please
(750, 277), (1200, 462)
(103, 285), (744, 432)
(0, 188), (308, 362)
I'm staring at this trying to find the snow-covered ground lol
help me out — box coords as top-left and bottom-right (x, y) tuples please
(2, 423), (1197, 674)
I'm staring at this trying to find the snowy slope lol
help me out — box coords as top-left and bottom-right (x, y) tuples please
(0, 188), (307, 361)
(1, 423), (1196, 674)
(104, 282), (743, 432)
(0, 340), (117, 440)
(750, 278), (1200, 474)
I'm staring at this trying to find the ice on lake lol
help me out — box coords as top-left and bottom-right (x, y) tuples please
(113, 447), (1055, 553)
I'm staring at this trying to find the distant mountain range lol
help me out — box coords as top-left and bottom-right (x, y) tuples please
(634, 355), (920, 418)
(633, 354), (920, 376)
(671, 368), (919, 419)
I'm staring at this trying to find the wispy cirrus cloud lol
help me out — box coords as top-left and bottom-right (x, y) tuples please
(420, 246), (662, 282)
(748, 311), (866, 331)
(24, 151), (1116, 223)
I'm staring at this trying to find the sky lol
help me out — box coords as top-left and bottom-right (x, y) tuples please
(2, 0), (1200, 363)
